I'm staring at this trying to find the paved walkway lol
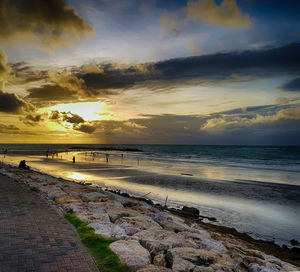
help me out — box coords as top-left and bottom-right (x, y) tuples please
(0, 174), (99, 272)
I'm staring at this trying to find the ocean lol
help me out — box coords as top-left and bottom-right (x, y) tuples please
(1, 144), (300, 246)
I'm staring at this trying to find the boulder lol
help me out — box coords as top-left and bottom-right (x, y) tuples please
(178, 232), (226, 252)
(150, 212), (205, 234)
(77, 213), (111, 224)
(182, 206), (199, 217)
(64, 185), (96, 194)
(63, 202), (106, 216)
(107, 208), (140, 223)
(115, 215), (162, 235)
(109, 240), (151, 270)
(249, 264), (279, 272)
(88, 222), (126, 239)
(137, 264), (174, 272)
(80, 191), (109, 202)
(56, 196), (82, 204)
(166, 247), (235, 272)
(38, 185), (67, 200)
(132, 229), (194, 255)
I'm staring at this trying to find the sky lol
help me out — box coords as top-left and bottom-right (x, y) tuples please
(0, 0), (299, 144)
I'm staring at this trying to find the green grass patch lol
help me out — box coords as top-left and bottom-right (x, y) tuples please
(64, 213), (133, 272)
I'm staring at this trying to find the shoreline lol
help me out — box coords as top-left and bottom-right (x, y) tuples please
(0, 161), (299, 271)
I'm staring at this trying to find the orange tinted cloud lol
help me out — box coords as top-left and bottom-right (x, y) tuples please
(0, 0), (93, 52)
(186, 0), (251, 28)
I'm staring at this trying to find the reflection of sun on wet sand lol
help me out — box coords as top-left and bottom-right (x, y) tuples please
(0, 162), (299, 271)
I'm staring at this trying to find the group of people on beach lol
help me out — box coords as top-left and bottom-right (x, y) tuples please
(44, 150), (135, 165)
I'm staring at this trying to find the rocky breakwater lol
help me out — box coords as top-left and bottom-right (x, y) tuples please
(0, 162), (299, 272)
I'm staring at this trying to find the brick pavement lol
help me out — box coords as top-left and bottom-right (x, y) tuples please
(0, 174), (99, 272)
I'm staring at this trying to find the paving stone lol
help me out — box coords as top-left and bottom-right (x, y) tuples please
(0, 174), (99, 272)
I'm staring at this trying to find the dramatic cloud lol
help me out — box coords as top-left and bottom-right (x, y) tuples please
(26, 70), (97, 105)
(49, 110), (96, 134)
(78, 43), (300, 91)
(75, 123), (97, 134)
(160, 0), (250, 37)
(0, 90), (33, 113)
(280, 77), (300, 92)
(0, 0), (93, 52)
(50, 111), (84, 124)
(79, 104), (300, 144)
(78, 62), (155, 91)
(62, 112), (85, 124)
(27, 85), (79, 102)
(201, 106), (300, 131)
(0, 51), (11, 90)
(154, 43), (300, 81)
(186, 0), (251, 28)
(20, 114), (43, 126)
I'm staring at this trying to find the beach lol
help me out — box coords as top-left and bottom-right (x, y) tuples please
(1, 144), (300, 248)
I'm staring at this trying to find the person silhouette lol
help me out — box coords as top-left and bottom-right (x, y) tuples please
(73, 156), (75, 163)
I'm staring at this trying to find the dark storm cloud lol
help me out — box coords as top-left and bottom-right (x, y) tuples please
(25, 70), (98, 105)
(10, 62), (48, 84)
(49, 111), (85, 124)
(153, 43), (300, 81)
(280, 77), (300, 92)
(61, 112), (85, 124)
(49, 110), (60, 121)
(78, 63), (155, 91)
(79, 43), (300, 91)
(75, 123), (97, 134)
(0, 90), (32, 113)
(0, 0), (93, 50)
(26, 85), (79, 102)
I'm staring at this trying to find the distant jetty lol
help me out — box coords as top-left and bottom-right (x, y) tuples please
(68, 147), (142, 152)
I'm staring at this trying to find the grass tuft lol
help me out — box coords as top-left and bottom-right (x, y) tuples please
(65, 213), (133, 272)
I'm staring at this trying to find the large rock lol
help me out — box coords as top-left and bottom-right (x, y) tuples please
(132, 229), (194, 255)
(63, 202), (106, 216)
(56, 195), (82, 204)
(64, 185), (97, 194)
(115, 215), (162, 235)
(182, 206), (199, 217)
(38, 185), (67, 200)
(107, 207), (140, 223)
(178, 231), (226, 252)
(166, 247), (235, 272)
(109, 240), (151, 270)
(88, 222), (126, 239)
(78, 213), (111, 224)
(248, 263), (279, 272)
(150, 212), (206, 234)
(80, 191), (109, 202)
(137, 264), (174, 272)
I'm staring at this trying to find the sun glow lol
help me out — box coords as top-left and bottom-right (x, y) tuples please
(40, 101), (111, 121)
